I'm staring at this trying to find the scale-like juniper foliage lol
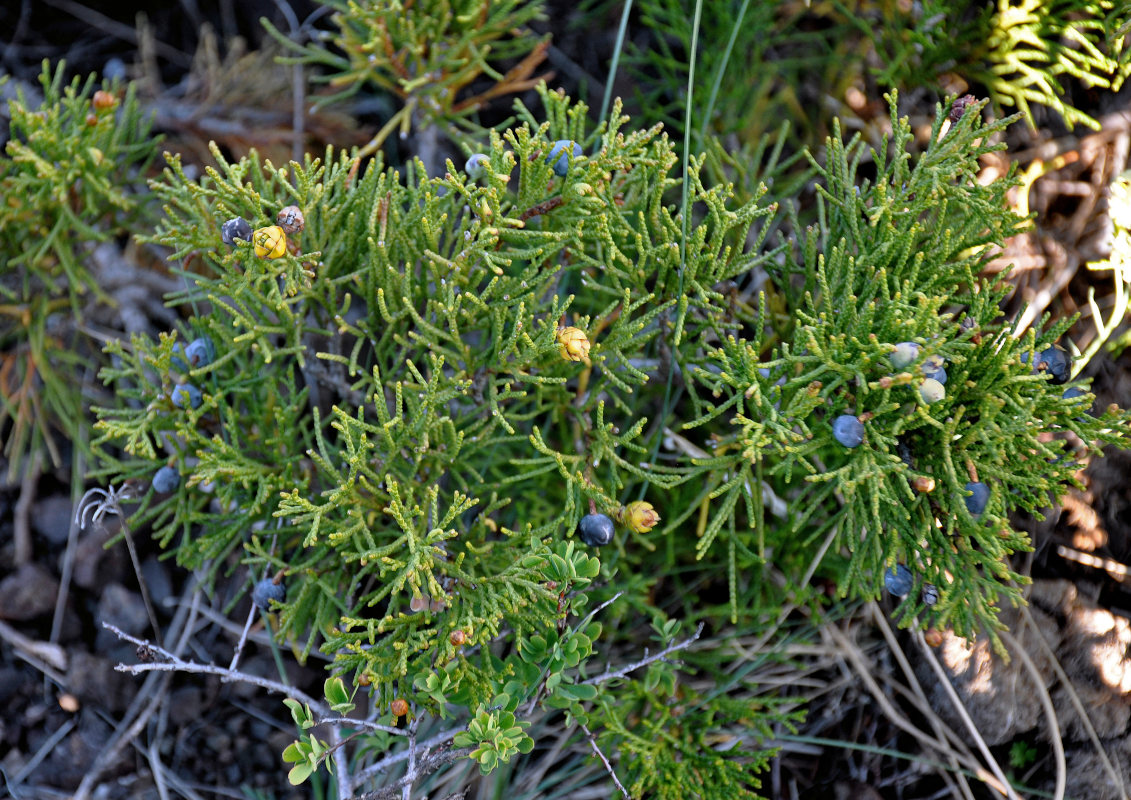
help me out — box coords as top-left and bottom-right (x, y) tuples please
(691, 95), (1130, 646)
(0, 62), (156, 478)
(90, 83), (1131, 793)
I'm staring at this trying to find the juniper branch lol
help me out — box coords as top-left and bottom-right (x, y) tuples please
(580, 721), (630, 799)
(352, 729), (470, 790)
(583, 623), (704, 685)
(104, 622), (404, 737)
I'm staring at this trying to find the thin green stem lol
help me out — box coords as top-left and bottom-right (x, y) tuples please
(698, 0), (751, 146)
(640, 0), (702, 501)
(596, 0), (635, 135)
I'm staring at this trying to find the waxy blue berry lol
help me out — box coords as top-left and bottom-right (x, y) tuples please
(832, 414), (865, 448)
(578, 513), (615, 547)
(922, 584), (939, 606)
(896, 438), (914, 468)
(465, 153), (489, 179)
(884, 565), (913, 597)
(171, 383), (202, 409)
(890, 342), (920, 369)
(184, 337), (215, 369)
(921, 355), (947, 384)
(171, 343), (190, 373)
(963, 481), (990, 516)
(1036, 347), (1071, 385)
(919, 378), (945, 404)
(252, 578), (285, 610)
(152, 465), (180, 493)
(221, 216), (252, 246)
(546, 140), (582, 177)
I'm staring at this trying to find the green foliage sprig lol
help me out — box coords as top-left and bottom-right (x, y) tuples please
(853, 0), (1131, 130)
(687, 94), (1131, 647)
(91, 82), (794, 789)
(0, 61), (157, 477)
(267, 0), (551, 153)
(88, 74), (1131, 798)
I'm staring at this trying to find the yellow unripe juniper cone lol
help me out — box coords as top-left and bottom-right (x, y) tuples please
(253, 225), (287, 259)
(618, 500), (660, 533)
(556, 326), (591, 361)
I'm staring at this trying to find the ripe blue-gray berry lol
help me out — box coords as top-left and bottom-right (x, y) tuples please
(171, 383), (202, 409)
(921, 354), (947, 384)
(546, 140), (582, 177)
(890, 342), (920, 369)
(252, 578), (285, 610)
(221, 216), (252, 246)
(578, 513), (615, 547)
(171, 343), (190, 373)
(922, 584), (939, 606)
(918, 378), (945, 404)
(465, 153), (489, 179)
(184, 337), (215, 368)
(832, 414), (865, 448)
(963, 481), (990, 516)
(152, 465), (180, 493)
(884, 565), (913, 597)
(896, 438), (914, 468)
(1036, 347), (1071, 385)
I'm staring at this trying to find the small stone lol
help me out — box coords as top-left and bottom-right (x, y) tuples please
(0, 563), (60, 620)
(33, 496), (75, 545)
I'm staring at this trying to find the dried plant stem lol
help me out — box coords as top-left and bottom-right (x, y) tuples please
(583, 622), (704, 685)
(580, 721), (630, 799)
(912, 628), (1022, 800)
(997, 629), (1065, 800)
(868, 604), (977, 800)
(1018, 605), (1127, 799)
(120, 517), (162, 644)
(228, 604), (257, 672)
(13, 450), (40, 566)
(105, 621), (404, 737)
(822, 622), (1011, 796)
(353, 743), (474, 800)
(74, 583), (201, 800)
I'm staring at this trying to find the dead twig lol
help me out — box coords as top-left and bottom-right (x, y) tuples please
(13, 450), (40, 566)
(997, 629), (1065, 800)
(583, 622), (704, 685)
(105, 621), (405, 737)
(580, 721), (630, 799)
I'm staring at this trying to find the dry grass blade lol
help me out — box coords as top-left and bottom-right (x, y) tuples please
(913, 628), (1022, 799)
(1018, 604), (1128, 800)
(822, 620), (1014, 797)
(868, 604), (977, 800)
(998, 629), (1066, 800)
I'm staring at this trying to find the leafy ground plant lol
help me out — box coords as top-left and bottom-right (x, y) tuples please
(0, 61), (156, 479)
(87, 68), (1131, 796)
